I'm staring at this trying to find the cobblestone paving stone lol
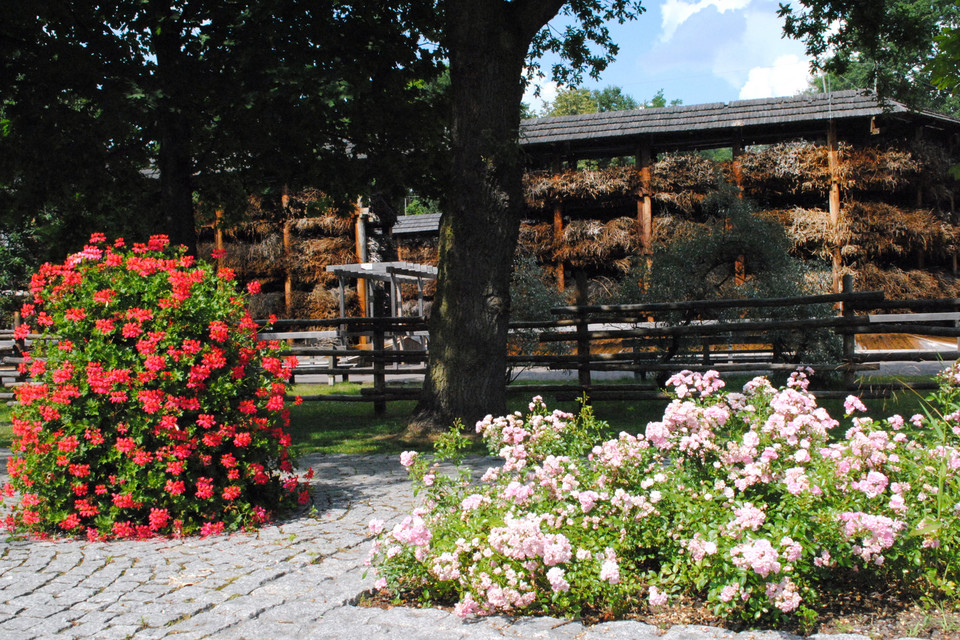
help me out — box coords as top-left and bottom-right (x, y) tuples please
(0, 452), (930, 640)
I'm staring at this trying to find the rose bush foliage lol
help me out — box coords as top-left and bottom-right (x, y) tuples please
(3, 234), (310, 540)
(368, 367), (960, 625)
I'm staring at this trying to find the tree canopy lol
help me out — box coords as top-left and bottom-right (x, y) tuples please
(0, 1), (448, 257)
(780, 0), (960, 115)
(541, 85), (677, 117)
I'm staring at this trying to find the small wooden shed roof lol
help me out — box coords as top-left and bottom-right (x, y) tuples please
(520, 90), (960, 161)
(392, 213), (442, 236)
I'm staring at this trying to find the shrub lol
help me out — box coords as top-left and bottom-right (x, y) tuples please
(367, 366), (960, 625)
(2, 234), (310, 540)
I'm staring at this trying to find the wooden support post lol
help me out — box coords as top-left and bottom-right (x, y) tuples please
(417, 278), (424, 317)
(637, 142), (654, 283)
(390, 274), (400, 317)
(214, 209), (225, 270)
(283, 221), (293, 318)
(355, 206), (368, 319)
(732, 142), (746, 284)
(372, 324), (386, 416)
(12, 312), (23, 355)
(553, 204), (565, 292)
(841, 274), (856, 390)
(731, 140), (744, 197)
(828, 121), (843, 294)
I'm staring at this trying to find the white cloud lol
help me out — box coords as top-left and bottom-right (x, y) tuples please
(659, 0), (751, 42)
(523, 76), (560, 115)
(738, 54), (811, 99)
(710, 9), (812, 92)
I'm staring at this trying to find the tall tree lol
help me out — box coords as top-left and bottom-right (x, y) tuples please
(780, 0), (960, 115)
(644, 88), (682, 109)
(410, 0), (644, 432)
(0, 2), (446, 257)
(542, 85), (675, 117)
(595, 85), (640, 111)
(547, 87), (600, 115)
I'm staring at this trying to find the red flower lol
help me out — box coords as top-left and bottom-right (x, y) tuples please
(52, 362), (75, 383)
(57, 435), (79, 453)
(75, 499), (99, 518)
(69, 463), (90, 477)
(112, 493), (137, 508)
(165, 480), (186, 496)
(148, 508), (170, 530)
(222, 486), (241, 501)
(121, 321), (143, 338)
(209, 321), (229, 342)
(194, 478), (214, 500)
(144, 355), (167, 371)
(246, 280), (262, 294)
(202, 433), (223, 447)
(64, 308), (87, 322)
(92, 289), (116, 305)
(233, 432), (252, 448)
(199, 521), (224, 537)
(12, 323), (30, 340)
(147, 234), (170, 250)
(59, 513), (81, 530)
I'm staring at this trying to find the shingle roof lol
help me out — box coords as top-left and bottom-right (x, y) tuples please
(519, 90), (960, 156)
(392, 213), (442, 235)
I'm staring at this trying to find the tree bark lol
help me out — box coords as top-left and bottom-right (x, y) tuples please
(408, 0), (564, 434)
(151, 2), (198, 255)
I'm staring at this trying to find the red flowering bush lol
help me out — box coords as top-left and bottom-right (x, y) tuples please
(3, 233), (310, 540)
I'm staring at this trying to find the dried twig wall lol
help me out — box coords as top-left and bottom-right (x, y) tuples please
(520, 140), (959, 301)
(198, 190), (362, 319)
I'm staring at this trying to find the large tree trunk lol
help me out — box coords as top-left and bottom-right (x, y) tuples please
(408, 0), (563, 434)
(151, 2), (198, 255)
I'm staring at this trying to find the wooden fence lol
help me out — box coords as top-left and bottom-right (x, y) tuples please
(4, 277), (960, 413)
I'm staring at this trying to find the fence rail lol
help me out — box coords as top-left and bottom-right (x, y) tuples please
(4, 277), (960, 412)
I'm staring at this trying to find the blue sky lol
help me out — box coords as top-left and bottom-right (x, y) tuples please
(524, 0), (815, 112)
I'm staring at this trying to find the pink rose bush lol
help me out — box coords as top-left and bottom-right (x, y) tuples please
(368, 369), (960, 624)
(2, 234), (310, 540)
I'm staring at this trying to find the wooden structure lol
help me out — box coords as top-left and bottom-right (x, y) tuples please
(325, 261), (438, 318)
(520, 90), (960, 292)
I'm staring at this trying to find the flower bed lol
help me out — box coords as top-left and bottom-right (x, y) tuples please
(2, 234), (310, 540)
(367, 367), (960, 626)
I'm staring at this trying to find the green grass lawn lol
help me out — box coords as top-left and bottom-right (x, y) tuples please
(0, 376), (939, 456)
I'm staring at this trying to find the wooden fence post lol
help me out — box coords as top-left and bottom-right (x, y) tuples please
(554, 204), (565, 292)
(12, 312), (24, 355)
(373, 323), (386, 416)
(575, 272), (591, 395)
(841, 274), (856, 390)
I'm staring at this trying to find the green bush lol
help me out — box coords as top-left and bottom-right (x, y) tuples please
(2, 234), (309, 540)
(368, 367), (960, 625)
